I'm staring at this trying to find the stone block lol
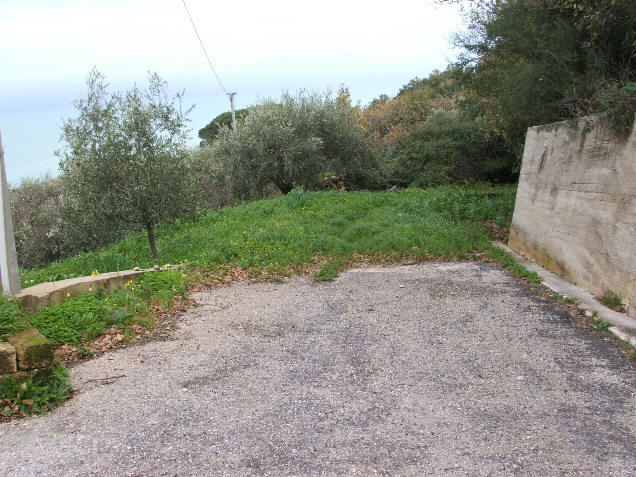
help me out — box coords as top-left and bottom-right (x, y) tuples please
(7, 328), (52, 370)
(0, 341), (17, 374)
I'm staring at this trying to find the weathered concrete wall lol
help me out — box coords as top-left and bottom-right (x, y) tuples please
(509, 117), (636, 318)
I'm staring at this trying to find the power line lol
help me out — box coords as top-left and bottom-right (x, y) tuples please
(181, 0), (228, 96)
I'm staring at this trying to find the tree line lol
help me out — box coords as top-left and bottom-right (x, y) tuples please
(10, 0), (634, 268)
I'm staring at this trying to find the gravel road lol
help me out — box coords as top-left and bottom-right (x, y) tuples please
(1, 262), (635, 476)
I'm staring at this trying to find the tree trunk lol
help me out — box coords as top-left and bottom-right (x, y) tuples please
(145, 222), (159, 262)
(277, 180), (293, 195)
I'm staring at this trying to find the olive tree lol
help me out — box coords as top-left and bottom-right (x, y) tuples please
(213, 89), (372, 198)
(58, 70), (200, 261)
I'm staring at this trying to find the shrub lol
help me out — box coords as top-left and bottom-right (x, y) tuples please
(10, 175), (71, 268)
(599, 82), (636, 137)
(386, 112), (514, 187)
(186, 145), (235, 208)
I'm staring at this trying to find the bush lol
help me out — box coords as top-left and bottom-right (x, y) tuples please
(10, 175), (71, 268)
(186, 145), (234, 208)
(386, 112), (514, 187)
(599, 82), (636, 137)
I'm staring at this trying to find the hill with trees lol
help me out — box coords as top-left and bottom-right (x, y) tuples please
(8, 0), (634, 269)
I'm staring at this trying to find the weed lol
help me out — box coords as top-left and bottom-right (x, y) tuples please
(591, 312), (613, 331)
(0, 361), (72, 417)
(486, 246), (542, 284)
(27, 271), (185, 346)
(601, 292), (624, 310)
(552, 292), (577, 304)
(0, 296), (27, 340)
(285, 186), (308, 209)
(314, 257), (350, 282)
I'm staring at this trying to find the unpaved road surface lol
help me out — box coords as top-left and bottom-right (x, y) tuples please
(1, 263), (635, 476)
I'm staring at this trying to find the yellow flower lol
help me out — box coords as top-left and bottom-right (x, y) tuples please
(66, 292), (71, 298)
(88, 286), (93, 292)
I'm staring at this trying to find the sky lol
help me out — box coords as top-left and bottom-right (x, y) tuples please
(0, 0), (462, 184)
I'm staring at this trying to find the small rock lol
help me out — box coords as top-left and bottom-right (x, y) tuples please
(153, 265), (160, 271)
(133, 267), (140, 271)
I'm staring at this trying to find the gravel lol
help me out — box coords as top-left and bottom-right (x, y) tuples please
(1, 262), (635, 476)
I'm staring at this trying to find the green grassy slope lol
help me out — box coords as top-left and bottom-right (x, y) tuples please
(21, 185), (518, 286)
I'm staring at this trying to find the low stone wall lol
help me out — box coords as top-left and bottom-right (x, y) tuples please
(509, 117), (636, 317)
(2, 268), (161, 381)
(16, 268), (156, 312)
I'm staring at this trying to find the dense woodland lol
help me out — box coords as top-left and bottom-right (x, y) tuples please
(10, 0), (635, 268)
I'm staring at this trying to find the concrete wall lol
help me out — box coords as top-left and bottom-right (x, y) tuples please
(509, 117), (636, 318)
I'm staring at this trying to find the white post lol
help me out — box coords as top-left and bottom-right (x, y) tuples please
(229, 92), (237, 130)
(0, 132), (21, 295)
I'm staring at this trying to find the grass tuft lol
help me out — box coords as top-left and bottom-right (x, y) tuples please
(0, 296), (27, 341)
(1, 361), (72, 417)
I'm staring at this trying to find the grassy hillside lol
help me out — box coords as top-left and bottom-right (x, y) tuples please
(21, 185), (517, 286)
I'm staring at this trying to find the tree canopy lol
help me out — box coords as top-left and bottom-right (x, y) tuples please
(198, 108), (250, 146)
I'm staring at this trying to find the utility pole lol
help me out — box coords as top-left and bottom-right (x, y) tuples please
(0, 131), (21, 295)
(229, 92), (237, 130)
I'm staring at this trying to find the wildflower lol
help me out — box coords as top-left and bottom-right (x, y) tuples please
(89, 286), (93, 292)
(66, 292), (71, 298)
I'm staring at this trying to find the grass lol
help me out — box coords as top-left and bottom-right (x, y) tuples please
(552, 292), (578, 304)
(27, 270), (186, 346)
(601, 292), (624, 310)
(21, 185), (518, 285)
(0, 296), (27, 341)
(1, 362), (72, 417)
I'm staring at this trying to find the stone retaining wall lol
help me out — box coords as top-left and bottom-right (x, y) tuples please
(509, 117), (636, 317)
(2, 267), (159, 381)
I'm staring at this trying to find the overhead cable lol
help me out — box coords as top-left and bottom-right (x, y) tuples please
(181, 0), (229, 96)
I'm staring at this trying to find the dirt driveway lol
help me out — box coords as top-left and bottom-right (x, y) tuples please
(1, 262), (635, 476)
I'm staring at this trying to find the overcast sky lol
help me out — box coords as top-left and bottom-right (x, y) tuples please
(0, 0), (462, 184)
